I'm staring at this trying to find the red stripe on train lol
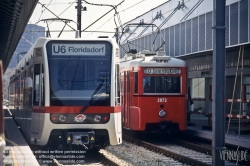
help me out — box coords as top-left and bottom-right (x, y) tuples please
(32, 106), (121, 114)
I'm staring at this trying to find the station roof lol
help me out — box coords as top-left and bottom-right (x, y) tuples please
(0, 0), (38, 72)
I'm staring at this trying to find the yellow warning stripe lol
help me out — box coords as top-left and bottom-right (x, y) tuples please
(11, 147), (19, 166)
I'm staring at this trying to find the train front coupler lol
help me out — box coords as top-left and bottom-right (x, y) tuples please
(159, 120), (174, 132)
(67, 131), (95, 150)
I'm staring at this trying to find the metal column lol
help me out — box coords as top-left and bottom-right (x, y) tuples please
(212, 0), (226, 165)
(77, 0), (82, 37)
(115, 28), (119, 44)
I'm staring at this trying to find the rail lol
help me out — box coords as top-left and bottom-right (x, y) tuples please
(123, 134), (209, 166)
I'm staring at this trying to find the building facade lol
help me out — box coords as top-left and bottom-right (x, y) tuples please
(119, 0), (250, 115)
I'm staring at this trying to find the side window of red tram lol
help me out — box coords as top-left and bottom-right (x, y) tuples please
(134, 72), (138, 93)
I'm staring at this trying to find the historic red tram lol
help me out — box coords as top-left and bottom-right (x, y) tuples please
(120, 50), (187, 132)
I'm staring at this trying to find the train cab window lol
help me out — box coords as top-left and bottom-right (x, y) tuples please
(47, 41), (112, 106)
(143, 76), (181, 93)
(134, 72), (138, 93)
(33, 64), (40, 106)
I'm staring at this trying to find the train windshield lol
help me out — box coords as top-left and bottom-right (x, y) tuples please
(46, 41), (112, 106)
(143, 76), (180, 93)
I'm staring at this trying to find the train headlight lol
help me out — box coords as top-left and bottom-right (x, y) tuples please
(59, 115), (67, 123)
(159, 110), (166, 118)
(51, 114), (58, 123)
(94, 115), (101, 122)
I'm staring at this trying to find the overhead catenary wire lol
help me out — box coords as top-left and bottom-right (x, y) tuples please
(38, 0), (53, 22)
(82, 0), (148, 38)
(37, 1), (76, 31)
(24, 30), (119, 33)
(42, 2), (76, 5)
(22, 36), (33, 46)
(83, 0), (147, 40)
(59, 1), (77, 16)
(119, 0), (146, 13)
(81, 0), (125, 32)
(46, 0), (77, 27)
(84, 15), (115, 38)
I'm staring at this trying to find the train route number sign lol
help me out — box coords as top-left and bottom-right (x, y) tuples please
(157, 98), (167, 102)
(144, 68), (180, 74)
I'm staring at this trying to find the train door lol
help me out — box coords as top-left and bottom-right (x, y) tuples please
(25, 67), (33, 139)
(120, 71), (124, 125)
(124, 71), (130, 128)
(123, 71), (127, 127)
(15, 75), (20, 124)
(31, 63), (44, 134)
(127, 71), (131, 128)
(19, 72), (25, 128)
(115, 64), (121, 134)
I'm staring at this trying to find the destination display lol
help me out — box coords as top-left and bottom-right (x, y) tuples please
(52, 44), (106, 55)
(144, 68), (181, 74)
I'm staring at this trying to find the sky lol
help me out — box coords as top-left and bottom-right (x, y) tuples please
(29, 0), (170, 39)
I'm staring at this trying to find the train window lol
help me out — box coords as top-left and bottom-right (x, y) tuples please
(134, 72), (138, 93)
(24, 67), (33, 108)
(33, 64), (40, 106)
(23, 71), (26, 107)
(20, 72), (24, 109)
(48, 56), (111, 106)
(143, 76), (180, 93)
(15, 76), (20, 109)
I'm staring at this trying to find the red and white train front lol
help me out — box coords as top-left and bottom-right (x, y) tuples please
(120, 51), (187, 132)
(9, 38), (122, 149)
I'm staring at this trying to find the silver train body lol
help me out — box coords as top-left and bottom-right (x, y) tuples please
(9, 37), (122, 149)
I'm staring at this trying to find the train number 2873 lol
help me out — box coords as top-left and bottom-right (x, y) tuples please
(157, 98), (167, 102)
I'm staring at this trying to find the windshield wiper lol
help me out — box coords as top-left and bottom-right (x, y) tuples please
(79, 78), (106, 113)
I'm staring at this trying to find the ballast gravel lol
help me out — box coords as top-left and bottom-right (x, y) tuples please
(104, 141), (185, 166)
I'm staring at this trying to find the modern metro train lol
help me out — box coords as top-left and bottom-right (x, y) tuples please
(8, 37), (122, 150)
(119, 50), (187, 132)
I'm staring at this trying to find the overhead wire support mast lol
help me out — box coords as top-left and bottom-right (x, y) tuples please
(119, 23), (165, 52)
(180, 0), (204, 22)
(137, 11), (162, 37)
(158, 0), (184, 29)
(38, 2), (76, 31)
(81, 0), (125, 32)
(121, 20), (144, 43)
(212, 0), (226, 165)
(77, 0), (82, 37)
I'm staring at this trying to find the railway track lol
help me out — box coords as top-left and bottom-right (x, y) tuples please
(173, 137), (250, 165)
(123, 134), (240, 166)
(99, 150), (122, 166)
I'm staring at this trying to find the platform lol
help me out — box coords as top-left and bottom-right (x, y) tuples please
(3, 109), (39, 166)
(185, 114), (250, 149)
